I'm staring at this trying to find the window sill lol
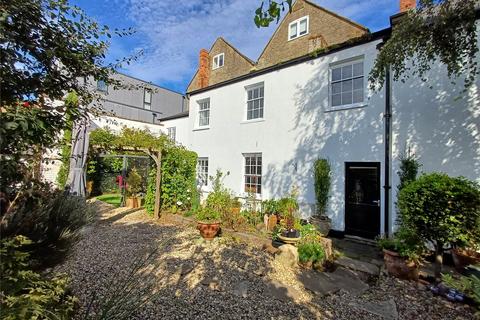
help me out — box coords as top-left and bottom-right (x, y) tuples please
(193, 126), (210, 131)
(324, 103), (368, 113)
(241, 118), (265, 124)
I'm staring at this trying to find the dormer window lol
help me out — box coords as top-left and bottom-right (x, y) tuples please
(213, 53), (224, 69)
(288, 16), (309, 40)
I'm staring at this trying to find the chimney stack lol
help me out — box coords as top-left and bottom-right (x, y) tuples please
(400, 0), (416, 12)
(198, 49), (210, 89)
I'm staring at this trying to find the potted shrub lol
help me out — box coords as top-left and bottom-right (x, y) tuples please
(311, 158), (332, 235)
(398, 173), (480, 279)
(196, 207), (221, 240)
(277, 195), (301, 244)
(378, 226), (423, 281)
(126, 168), (142, 208)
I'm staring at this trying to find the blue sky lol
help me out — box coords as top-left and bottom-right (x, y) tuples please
(72, 0), (399, 93)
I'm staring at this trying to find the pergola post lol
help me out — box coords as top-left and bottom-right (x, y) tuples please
(154, 151), (162, 219)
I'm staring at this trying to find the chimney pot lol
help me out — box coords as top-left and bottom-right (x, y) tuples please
(400, 0), (416, 12)
(198, 49), (210, 89)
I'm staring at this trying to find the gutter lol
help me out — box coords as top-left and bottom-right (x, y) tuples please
(187, 28), (391, 96)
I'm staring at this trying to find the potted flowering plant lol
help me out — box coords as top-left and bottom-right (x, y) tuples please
(196, 207), (221, 240)
(377, 226), (424, 280)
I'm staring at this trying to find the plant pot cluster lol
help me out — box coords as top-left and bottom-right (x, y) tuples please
(451, 248), (480, 271)
(383, 249), (419, 280)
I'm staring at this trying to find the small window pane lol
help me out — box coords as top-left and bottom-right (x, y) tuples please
(342, 92), (353, 105)
(248, 90), (252, 100)
(290, 23), (297, 39)
(342, 65), (353, 79)
(247, 110), (253, 120)
(342, 79), (353, 93)
(353, 90), (363, 103)
(353, 78), (363, 90)
(144, 89), (151, 103)
(254, 99), (259, 109)
(299, 19), (307, 35)
(259, 86), (264, 97)
(332, 68), (342, 81)
(219, 54), (224, 66)
(332, 82), (341, 94)
(353, 62), (363, 77)
(331, 94), (341, 106)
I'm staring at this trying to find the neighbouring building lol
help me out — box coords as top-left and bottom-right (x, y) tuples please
(181, 0), (480, 239)
(41, 72), (189, 184)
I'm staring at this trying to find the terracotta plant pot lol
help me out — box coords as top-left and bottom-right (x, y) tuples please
(197, 222), (221, 240)
(126, 197), (139, 208)
(383, 249), (419, 280)
(452, 248), (480, 271)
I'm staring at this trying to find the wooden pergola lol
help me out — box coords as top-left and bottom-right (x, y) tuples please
(92, 145), (163, 219)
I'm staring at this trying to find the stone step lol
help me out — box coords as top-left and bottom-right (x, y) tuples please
(335, 256), (380, 277)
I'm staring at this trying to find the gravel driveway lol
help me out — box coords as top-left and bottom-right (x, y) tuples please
(55, 202), (477, 319)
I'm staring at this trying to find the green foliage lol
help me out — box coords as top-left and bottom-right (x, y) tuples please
(271, 225), (284, 241)
(0, 0), (135, 201)
(90, 127), (170, 152)
(398, 173), (480, 248)
(369, 0), (478, 92)
(299, 223), (319, 239)
(205, 170), (241, 228)
(298, 241), (326, 264)
(442, 273), (480, 306)
(1, 183), (96, 267)
(313, 159), (331, 216)
(240, 210), (263, 228)
(398, 173), (480, 276)
(278, 194), (299, 230)
(161, 146), (197, 211)
(126, 168), (143, 196)
(377, 225), (424, 262)
(262, 199), (280, 215)
(0, 236), (76, 320)
(397, 149), (421, 191)
(145, 168), (156, 215)
(254, 0), (292, 27)
(96, 194), (122, 207)
(196, 206), (221, 223)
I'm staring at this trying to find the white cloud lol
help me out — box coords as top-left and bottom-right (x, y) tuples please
(115, 0), (396, 90)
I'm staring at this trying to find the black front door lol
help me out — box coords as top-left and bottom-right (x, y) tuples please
(345, 162), (381, 239)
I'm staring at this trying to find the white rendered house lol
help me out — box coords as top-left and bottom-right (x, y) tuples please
(180, 0), (480, 238)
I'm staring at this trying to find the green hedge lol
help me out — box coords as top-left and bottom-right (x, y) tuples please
(145, 146), (197, 214)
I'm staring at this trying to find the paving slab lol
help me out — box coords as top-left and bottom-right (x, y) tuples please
(298, 267), (369, 296)
(335, 256), (380, 276)
(349, 298), (398, 320)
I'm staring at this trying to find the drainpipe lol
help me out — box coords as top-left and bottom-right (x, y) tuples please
(384, 65), (392, 237)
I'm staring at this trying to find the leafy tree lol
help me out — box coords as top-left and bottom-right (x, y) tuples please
(254, 0), (478, 91)
(398, 173), (480, 279)
(397, 148), (421, 191)
(0, 0), (134, 201)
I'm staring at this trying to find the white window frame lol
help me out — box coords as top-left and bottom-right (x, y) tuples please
(243, 153), (262, 195)
(328, 58), (365, 111)
(143, 88), (152, 110)
(212, 53), (224, 70)
(197, 157), (209, 186)
(288, 16), (309, 41)
(167, 127), (176, 141)
(245, 83), (264, 121)
(197, 98), (210, 128)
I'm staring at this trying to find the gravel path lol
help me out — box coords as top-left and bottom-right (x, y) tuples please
(56, 202), (477, 319)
